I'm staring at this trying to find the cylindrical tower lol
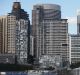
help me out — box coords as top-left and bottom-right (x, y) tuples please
(33, 4), (61, 20)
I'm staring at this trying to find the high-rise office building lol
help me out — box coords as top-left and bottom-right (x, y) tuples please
(69, 35), (80, 64)
(0, 14), (29, 64)
(15, 19), (28, 64)
(0, 15), (16, 54)
(32, 4), (69, 62)
(10, 2), (30, 64)
(77, 11), (80, 34)
(0, 2), (30, 64)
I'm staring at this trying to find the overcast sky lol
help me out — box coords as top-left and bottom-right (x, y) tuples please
(0, 0), (80, 34)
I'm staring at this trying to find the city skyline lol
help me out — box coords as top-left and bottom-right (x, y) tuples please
(0, 0), (79, 34)
(0, 0), (80, 73)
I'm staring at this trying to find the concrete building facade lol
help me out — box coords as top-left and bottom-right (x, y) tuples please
(69, 35), (80, 64)
(0, 15), (16, 54)
(32, 4), (61, 58)
(0, 2), (30, 64)
(39, 55), (62, 68)
(0, 14), (29, 64)
(32, 4), (69, 62)
(16, 19), (28, 64)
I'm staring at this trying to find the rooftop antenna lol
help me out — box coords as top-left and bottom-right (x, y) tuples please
(16, 0), (21, 2)
(16, 0), (20, 2)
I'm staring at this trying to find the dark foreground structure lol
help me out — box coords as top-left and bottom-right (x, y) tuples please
(0, 63), (33, 71)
